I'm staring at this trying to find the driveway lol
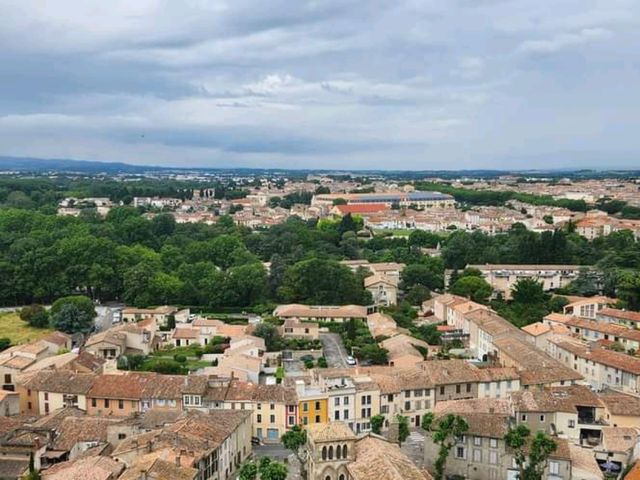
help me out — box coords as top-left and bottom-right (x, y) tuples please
(320, 332), (349, 368)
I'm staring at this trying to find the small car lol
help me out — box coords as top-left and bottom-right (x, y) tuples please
(346, 356), (357, 366)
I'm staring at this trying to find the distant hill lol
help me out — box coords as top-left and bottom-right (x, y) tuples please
(0, 155), (638, 178)
(0, 156), (155, 174)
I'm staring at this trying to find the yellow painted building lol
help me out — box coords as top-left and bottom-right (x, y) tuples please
(296, 380), (328, 425)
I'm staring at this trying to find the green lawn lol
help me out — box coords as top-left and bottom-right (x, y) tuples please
(0, 312), (53, 345)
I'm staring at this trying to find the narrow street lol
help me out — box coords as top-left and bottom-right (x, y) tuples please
(319, 332), (349, 368)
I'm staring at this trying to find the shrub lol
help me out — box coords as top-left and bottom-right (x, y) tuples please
(174, 354), (187, 363)
(303, 359), (314, 369)
(317, 357), (328, 368)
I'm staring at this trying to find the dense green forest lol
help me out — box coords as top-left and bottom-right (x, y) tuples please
(0, 176), (639, 312)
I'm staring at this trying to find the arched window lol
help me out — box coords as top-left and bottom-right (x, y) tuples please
(336, 444), (342, 459)
(339, 475), (346, 480)
(325, 476), (332, 480)
(322, 446), (327, 460)
(328, 445), (334, 460)
(343, 444), (348, 458)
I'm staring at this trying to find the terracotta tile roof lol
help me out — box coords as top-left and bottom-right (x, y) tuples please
(307, 421), (356, 442)
(87, 372), (206, 400)
(568, 444), (602, 479)
(334, 203), (389, 215)
(273, 304), (368, 319)
(544, 312), (576, 324)
(553, 339), (640, 375)
(348, 435), (433, 480)
(52, 416), (122, 451)
(522, 322), (551, 337)
(625, 460), (640, 480)
(433, 398), (512, 415)
(22, 371), (96, 394)
(172, 327), (199, 339)
(364, 273), (398, 288)
(510, 385), (602, 413)
(0, 417), (21, 437)
(598, 390), (640, 417)
(600, 427), (640, 453)
(0, 355), (36, 370)
(41, 455), (124, 480)
(493, 336), (583, 385)
(366, 312), (398, 338)
(119, 453), (197, 480)
(41, 331), (72, 346)
(599, 308), (640, 323)
(467, 264), (583, 271)
(564, 316), (640, 342)
(381, 334), (429, 360)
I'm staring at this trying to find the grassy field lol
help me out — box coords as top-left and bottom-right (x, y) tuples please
(0, 312), (53, 344)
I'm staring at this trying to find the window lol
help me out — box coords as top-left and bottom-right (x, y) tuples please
(405, 391), (411, 398)
(288, 405), (295, 413)
(549, 461), (559, 475)
(455, 447), (465, 459)
(489, 451), (498, 464)
(315, 415), (320, 423)
(342, 444), (348, 458)
(105, 399), (110, 408)
(344, 397), (349, 405)
(270, 403), (275, 410)
(335, 411), (340, 420)
(489, 438), (498, 448)
(27, 402), (32, 410)
(303, 417), (308, 425)
(118, 433), (126, 440)
(404, 401), (411, 411)
(91, 398), (97, 408)
(343, 409), (349, 419)
(339, 475), (345, 480)
(414, 389), (423, 396)
(303, 403), (309, 412)
(118, 399), (124, 409)
(268, 415), (274, 423)
(466, 383), (471, 393)
(440, 386), (445, 395)
(521, 414), (527, 421)
(257, 414), (262, 423)
(328, 446), (334, 460)
(315, 401), (321, 410)
(336, 445), (342, 459)
(456, 384), (461, 394)
(484, 383), (490, 392)
(257, 403), (262, 410)
(4, 374), (11, 384)
(568, 419), (575, 428)
(44, 392), (49, 401)
(288, 415), (295, 425)
(540, 414), (545, 422)
(473, 449), (482, 462)
(335, 397), (341, 406)
(322, 446), (327, 460)
(473, 436), (482, 446)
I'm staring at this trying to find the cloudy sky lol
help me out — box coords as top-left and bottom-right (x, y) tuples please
(1, 0), (639, 170)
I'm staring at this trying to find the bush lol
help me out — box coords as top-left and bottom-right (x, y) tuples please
(174, 354), (187, 363)
(303, 359), (314, 369)
(145, 360), (186, 375)
(20, 305), (50, 328)
(317, 357), (328, 368)
(0, 338), (11, 352)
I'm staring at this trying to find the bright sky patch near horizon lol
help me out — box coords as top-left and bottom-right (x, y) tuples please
(0, 0), (639, 170)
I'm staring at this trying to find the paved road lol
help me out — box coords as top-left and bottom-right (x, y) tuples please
(401, 429), (426, 469)
(320, 332), (349, 368)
